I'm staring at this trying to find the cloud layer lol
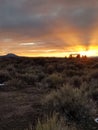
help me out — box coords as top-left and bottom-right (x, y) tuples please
(0, 0), (98, 56)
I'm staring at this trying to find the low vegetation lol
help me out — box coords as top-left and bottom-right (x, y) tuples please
(0, 56), (98, 130)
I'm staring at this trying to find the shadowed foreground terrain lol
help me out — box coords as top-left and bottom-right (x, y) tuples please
(0, 56), (98, 130)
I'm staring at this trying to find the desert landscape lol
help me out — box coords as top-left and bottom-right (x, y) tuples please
(0, 0), (98, 129)
(0, 55), (98, 130)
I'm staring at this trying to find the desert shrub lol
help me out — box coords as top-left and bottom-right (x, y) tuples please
(75, 63), (85, 70)
(46, 64), (55, 74)
(33, 58), (46, 66)
(20, 73), (38, 85)
(81, 75), (88, 82)
(24, 66), (35, 74)
(66, 60), (86, 71)
(29, 65), (44, 74)
(44, 73), (64, 88)
(6, 64), (18, 76)
(65, 69), (84, 77)
(56, 63), (65, 73)
(84, 79), (98, 103)
(70, 76), (82, 88)
(16, 68), (27, 74)
(66, 64), (77, 70)
(0, 70), (11, 83)
(42, 85), (97, 130)
(89, 70), (98, 80)
(90, 89), (98, 101)
(6, 64), (16, 72)
(36, 72), (45, 82)
(5, 78), (27, 90)
(91, 63), (98, 69)
(19, 71), (45, 85)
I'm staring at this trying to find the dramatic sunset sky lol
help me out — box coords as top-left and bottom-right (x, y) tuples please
(0, 0), (98, 57)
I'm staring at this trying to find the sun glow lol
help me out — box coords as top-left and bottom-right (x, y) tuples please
(79, 50), (97, 57)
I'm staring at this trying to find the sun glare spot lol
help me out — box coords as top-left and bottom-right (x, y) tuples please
(79, 50), (97, 57)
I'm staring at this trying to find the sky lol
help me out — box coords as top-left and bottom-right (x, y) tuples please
(0, 0), (98, 57)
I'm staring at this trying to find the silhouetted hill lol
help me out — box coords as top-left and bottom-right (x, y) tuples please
(0, 53), (19, 58)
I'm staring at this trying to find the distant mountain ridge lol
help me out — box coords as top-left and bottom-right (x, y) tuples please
(0, 53), (19, 58)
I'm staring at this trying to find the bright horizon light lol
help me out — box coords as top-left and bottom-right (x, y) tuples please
(79, 50), (97, 57)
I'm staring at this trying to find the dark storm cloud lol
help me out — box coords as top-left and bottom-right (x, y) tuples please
(0, 0), (43, 28)
(0, 0), (97, 29)
(65, 8), (96, 29)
